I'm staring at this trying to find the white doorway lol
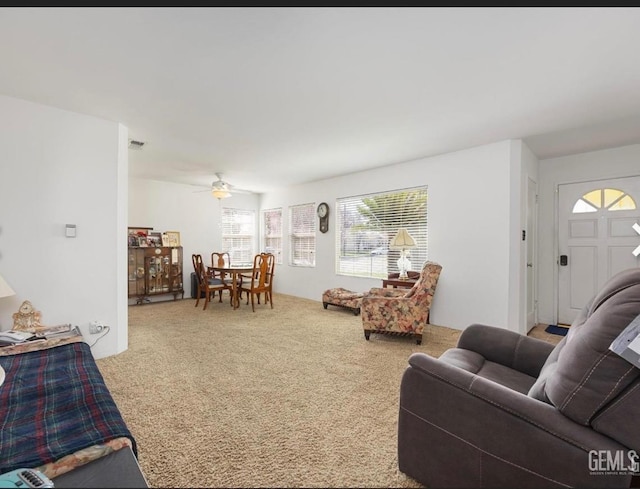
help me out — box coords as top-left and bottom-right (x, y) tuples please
(557, 176), (640, 325)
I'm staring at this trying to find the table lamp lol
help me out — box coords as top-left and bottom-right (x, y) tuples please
(0, 273), (14, 387)
(0, 272), (15, 323)
(0, 272), (15, 300)
(390, 228), (416, 280)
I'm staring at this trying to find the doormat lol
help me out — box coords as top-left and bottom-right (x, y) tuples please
(545, 325), (569, 336)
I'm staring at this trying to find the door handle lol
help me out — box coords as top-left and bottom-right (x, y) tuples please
(560, 255), (568, 266)
(527, 263), (533, 268)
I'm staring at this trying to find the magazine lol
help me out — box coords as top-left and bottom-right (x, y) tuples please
(0, 330), (36, 345)
(609, 313), (640, 368)
(40, 324), (73, 335)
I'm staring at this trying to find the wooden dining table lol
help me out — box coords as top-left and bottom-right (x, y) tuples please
(208, 264), (255, 309)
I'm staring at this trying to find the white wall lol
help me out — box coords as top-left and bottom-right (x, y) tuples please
(260, 141), (516, 331)
(0, 95), (128, 359)
(128, 178), (260, 299)
(537, 144), (640, 324)
(116, 124), (129, 353)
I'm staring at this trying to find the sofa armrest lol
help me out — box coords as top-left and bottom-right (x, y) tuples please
(455, 324), (555, 377)
(399, 353), (631, 488)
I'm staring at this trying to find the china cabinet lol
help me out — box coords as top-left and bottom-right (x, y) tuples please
(128, 246), (184, 304)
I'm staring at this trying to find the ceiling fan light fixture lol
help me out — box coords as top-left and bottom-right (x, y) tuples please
(212, 188), (231, 199)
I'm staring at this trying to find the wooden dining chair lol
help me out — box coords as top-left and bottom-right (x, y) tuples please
(191, 254), (227, 310)
(210, 251), (236, 303)
(240, 253), (275, 312)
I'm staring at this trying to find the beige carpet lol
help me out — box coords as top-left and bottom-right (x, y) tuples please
(96, 293), (464, 488)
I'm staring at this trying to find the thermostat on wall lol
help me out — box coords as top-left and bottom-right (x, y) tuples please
(65, 224), (76, 238)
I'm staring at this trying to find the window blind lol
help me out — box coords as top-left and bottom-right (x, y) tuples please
(262, 207), (283, 264)
(221, 207), (255, 265)
(289, 203), (316, 267)
(336, 187), (428, 278)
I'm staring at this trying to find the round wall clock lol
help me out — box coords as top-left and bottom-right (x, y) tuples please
(317, 202), (329, 219)
(317, 202), (329, 233)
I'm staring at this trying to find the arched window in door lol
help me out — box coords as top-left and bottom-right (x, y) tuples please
(572, 188), (637, 214)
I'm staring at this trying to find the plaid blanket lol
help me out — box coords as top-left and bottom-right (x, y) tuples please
(0, 342), (136, 473)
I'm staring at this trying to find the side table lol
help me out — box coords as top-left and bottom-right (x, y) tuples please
(382, 277), (418, 289)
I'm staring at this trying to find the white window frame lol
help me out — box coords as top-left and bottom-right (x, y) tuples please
(221, 207), (255, 265)
(335, 186), (428, 278)
(572, 187), (637, 214)
(289, 203), (316, 267)
(261, 207), (283, 264)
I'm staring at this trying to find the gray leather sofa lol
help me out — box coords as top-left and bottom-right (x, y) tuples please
(398, 268), (640, 488)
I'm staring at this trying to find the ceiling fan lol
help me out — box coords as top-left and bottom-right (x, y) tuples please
(205, 173), (253, 199)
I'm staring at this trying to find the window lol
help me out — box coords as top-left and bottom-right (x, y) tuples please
(262, 208), (283, 264)
(572, 188), (637, 214)
(289, 203), (316, 267)
(221, 207), (255, 265)
(336, 187), (428, 278)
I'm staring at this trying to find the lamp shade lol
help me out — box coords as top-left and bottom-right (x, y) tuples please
(389, 228), (416, 250)
(0, 274), (15, 299)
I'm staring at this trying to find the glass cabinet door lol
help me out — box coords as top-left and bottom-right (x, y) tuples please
(146, 250), (170, 294)
(128, 248), (146, 297)
(169, 247), (183, 292)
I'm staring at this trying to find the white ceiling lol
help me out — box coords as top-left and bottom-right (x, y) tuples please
(2, 7), (640, 194)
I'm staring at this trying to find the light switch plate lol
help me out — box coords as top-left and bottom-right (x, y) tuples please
(65, 224), (76, 238)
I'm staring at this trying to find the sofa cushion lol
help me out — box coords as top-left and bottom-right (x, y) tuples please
(527, 336), (565, 402)
(527, 268), (640, 425)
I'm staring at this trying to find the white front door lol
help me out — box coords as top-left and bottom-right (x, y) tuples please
(558, 176), (640, 325)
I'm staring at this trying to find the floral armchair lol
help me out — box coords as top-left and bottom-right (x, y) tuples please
(361, 261), (442, 345)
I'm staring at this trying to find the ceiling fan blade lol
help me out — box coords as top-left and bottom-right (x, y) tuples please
(192, 187), (254, 195)
(190, 173), (256, 195)
(228, 187), (254, 194)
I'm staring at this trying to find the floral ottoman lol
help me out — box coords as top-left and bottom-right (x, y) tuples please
(322, 288), (364, 316)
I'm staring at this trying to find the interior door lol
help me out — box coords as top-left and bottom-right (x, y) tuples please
(558, 176), (640, 325)
(526, 178), (537, 331)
